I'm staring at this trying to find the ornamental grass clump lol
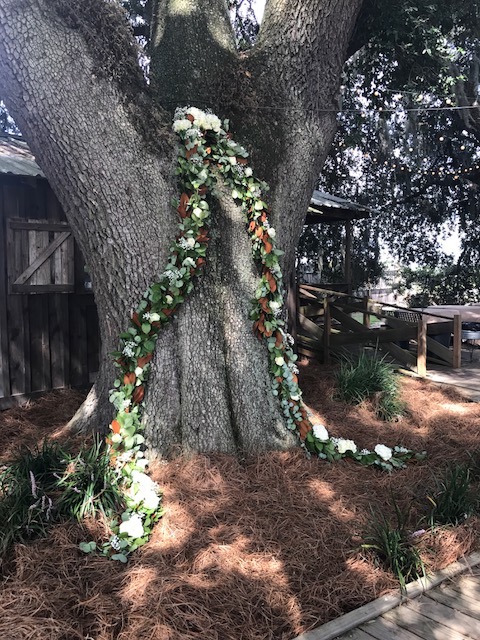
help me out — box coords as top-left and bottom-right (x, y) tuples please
(0, 440), (65, 557)
(361, 500), (424, 592)
(56, 437), (124, 522)
(335, 351), (404, 421)
(427, 463), (477, 526)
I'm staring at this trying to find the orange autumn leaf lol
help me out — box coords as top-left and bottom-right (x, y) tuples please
(237, 157), (248, 165)
(264, 240), (273, 254)
(186, 114), (194, 122)
(111, 420), (121, 434)
(131, 312), (142, 328)
(137, 354), (153, 368)
(275, 331), (283, 348)
(292, 373), (299, 384)
(186, 145), (198, 160)
(205, 147), (212, 154)
(255, 226), (263, 238)
(123, 372), (135, 385)
(133, 385), (145, 404)
(249, 220), (256, 232)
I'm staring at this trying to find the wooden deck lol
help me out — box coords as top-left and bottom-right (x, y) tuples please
(294, 554), (480, 640)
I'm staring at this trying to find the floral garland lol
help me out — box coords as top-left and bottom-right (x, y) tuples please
(95, 107), (425, 561)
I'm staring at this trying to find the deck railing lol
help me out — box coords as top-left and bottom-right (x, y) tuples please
(298, 285), (464, 375)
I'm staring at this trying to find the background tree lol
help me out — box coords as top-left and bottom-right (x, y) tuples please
(309, 0), (480, 302)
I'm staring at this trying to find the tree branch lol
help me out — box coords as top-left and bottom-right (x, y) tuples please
(150, 0), (238, 112)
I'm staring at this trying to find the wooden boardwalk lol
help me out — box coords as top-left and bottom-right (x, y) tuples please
(294, 555), (480, 640)
(342, 570), (480, 640)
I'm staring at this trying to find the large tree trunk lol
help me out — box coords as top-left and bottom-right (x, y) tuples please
(0, 0), (363, 456)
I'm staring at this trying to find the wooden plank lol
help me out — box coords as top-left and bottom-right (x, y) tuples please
(7, 294), (31, 395)
(29, 224), (50, 285)
(0, 182), (11, 398)
(86, 302), (100, 382)
(453, 314), (462, 369)
(450, 574), (480, 601)
(12, 284), (75, 293)
(337, 629), (376, 640)
(69, 297), (89, 387)
(361, 616), (426, 640)
(323, 297), (331, 364)
(300, 303), (325, 318)
(383, 602), (470, 639)
(9, 219), (70, 232)
(417, 317), (427, 377)
(298, 313), (324, 341)
(330, 327), (417, 347)
(12, 230), (71, 286)
(404, 596), (480, 638)
(426, 587), (480, 620)
(49, 294), (70, 389)
(29, 295), (51, 392)
(380, 342), (417, 368)
(425, 336), (453, 366)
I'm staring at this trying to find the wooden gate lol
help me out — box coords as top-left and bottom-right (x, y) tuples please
(0, 175), (100, 408)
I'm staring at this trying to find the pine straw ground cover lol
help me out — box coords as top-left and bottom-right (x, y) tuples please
(1, 363), (480, 640)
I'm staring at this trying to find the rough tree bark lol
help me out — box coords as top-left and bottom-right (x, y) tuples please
(0, 0), (364, 457)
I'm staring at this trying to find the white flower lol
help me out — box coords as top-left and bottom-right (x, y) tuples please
(186, 106), (205, 121)
(268, 227), (276, 238)
(142, 491), (161, 511)
(173, 118), (192, 133)
(122, 341), (136, 358)
(119, 513), (144, 539)
(122, 399), (131, 409)
(312, 423), (329, 442)
(165, 295), (173, 305)
(135, 367), (143, 377)
(131, 470), (158, 492)
(193, 207), (202, 216)
(245, 167), (253, 177)
(375, 444), (393, 461)
(143, 312), (160, 322)
(228, 156), (237, 165)
(269, 300), (281, 312)
(111, 433), (122, 444)
(336, 439), (357, 455)
(275, 356), (285, 366)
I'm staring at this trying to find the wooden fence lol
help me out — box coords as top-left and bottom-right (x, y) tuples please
(298, 285), (463, 375)
(0, 174), (100, 408)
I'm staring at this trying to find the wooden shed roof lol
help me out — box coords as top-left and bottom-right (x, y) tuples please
(0, 136), (44, 177)
(305, 190), (373, 224)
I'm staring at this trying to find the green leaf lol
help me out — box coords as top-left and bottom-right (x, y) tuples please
(142, 323), (151, 334)
(111, 553), (128, 563)
(79, 541), (96, 553)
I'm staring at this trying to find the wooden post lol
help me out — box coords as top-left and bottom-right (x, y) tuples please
(417, 315), (427, 377)
(344, 220), (352, 295)
(363, 294), (370, 328)
(323, 297), (331, 364)
(453, 314), (462, 369)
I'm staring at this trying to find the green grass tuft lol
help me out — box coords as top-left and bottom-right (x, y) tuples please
(335, 351), (404, 421)
(427, 463), (476, 526)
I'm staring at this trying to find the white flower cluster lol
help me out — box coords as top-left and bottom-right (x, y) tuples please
(119, 513), (144, 539)
(374, 444), (393, 461)
(143, 312), (161, 323)
(122, 341), (136, 358)
(330, 437), (357, 454)
(173, 107), (223, 134)
(178, 236), (196, 250)
(127, 470), (161, 512)
(312, 423), (329, 442)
